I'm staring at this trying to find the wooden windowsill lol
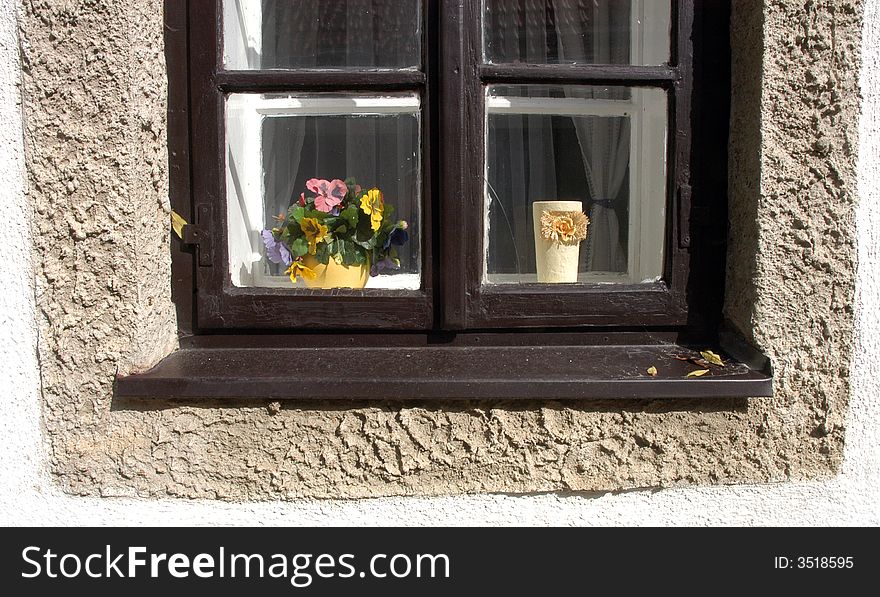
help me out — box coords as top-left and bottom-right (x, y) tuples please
(115, 333), (772, 401)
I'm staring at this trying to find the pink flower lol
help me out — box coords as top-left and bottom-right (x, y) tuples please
(307, 178), (347, 213)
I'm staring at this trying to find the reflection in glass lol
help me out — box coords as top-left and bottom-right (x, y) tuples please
(483, 0), (671, 66)
(485, 85), (667, 285)
(226, 94), (421, 289)
(224, 0), (422, 70)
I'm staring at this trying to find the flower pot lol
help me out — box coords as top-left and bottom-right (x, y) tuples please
(532, 200), (584, 284)
(302, 255), (369, 289)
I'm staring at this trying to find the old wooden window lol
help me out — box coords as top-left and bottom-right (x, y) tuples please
(117, 0), (772, 400)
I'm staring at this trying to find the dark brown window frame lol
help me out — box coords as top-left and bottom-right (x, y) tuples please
(443, 1), (692, 330)
(182, 0), (705, 333)
(186, 0), (434, 331)
(116, 0), (773, 401)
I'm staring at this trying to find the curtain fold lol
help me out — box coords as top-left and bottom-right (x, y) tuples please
(485, 0), (632, 277)
(555, 0), (631, 273)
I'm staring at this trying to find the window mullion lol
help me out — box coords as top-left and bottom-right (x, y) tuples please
(479, 64), (679, 87)
(215, 70), (426, 93)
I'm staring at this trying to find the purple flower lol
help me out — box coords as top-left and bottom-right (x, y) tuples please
(261, 229), (293, 266)
(384, 227), (409, 250)
(370, 256), (401, 277)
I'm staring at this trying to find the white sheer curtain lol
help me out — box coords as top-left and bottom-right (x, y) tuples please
(556, 0), (631, 273)
(485, 1), (559, 275)
(257, 1), (421, 275)
(485, 0), (632, 276)
(255, 0), (419, 69)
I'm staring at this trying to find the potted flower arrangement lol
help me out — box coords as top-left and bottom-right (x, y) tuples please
(262, 178), (410, 289)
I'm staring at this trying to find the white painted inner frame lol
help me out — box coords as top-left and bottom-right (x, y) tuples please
(223, 0), (263, 70)
(225, 93), (422, 290)
(483, 0), (670, 286)
(483, 92), (668, 285)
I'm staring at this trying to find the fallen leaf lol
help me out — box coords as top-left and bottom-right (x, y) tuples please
(700, 350), (725, 367)
(647, 366), (658, 377)
(686, 369), (710, 378)
(676, 355), (711, 367)
(171, 210), (188, 240)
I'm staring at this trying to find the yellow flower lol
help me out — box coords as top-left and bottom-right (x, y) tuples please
(285, 261), (317, 283)
(360, 188), (385, 232)
(300, 217), (329, 255)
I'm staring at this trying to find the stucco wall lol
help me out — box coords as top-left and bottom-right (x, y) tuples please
(8, 0), (866, 502)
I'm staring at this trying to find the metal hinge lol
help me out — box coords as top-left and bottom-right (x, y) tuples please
(678, 184), (693, 249)
(172, 204), (213, 267)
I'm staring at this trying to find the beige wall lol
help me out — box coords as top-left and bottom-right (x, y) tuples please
(18, 0), (862, 500)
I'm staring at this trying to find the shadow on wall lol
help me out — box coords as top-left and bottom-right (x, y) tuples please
(111, 396), (750, 416)
(724, 0), (766, 343)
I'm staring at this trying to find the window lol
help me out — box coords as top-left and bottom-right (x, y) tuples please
(445, 0), (687, 329)
(118, 0), (772, 400)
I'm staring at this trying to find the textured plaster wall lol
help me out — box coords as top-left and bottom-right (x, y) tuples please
(11, 0), (865, 502)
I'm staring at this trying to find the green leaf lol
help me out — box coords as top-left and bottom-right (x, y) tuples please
(332, 239), (347, 265)
(290, 206), (305, 224)
(355, 236), (376, 251)
(286, 223), (302, 239)
(304, 209), (328, 221)
(348, 246), (366, 266)
(342, 240), (365, 266)
(290, 237), (309, 259)
(340, 204), (360, 229)
(315, 243), (331, 265)
(334, 240), (346, 262)
(356, 214), (375, 242)
(375, 229), (390, 249)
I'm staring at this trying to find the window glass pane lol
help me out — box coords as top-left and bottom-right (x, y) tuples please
(226, 93), (421, 290)
(224, 0), (422, 70)
(484, 85), (667, 285)
(483, 0), (671, 66)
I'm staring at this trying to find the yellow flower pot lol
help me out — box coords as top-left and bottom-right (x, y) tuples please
(302, 255), (369, 289)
